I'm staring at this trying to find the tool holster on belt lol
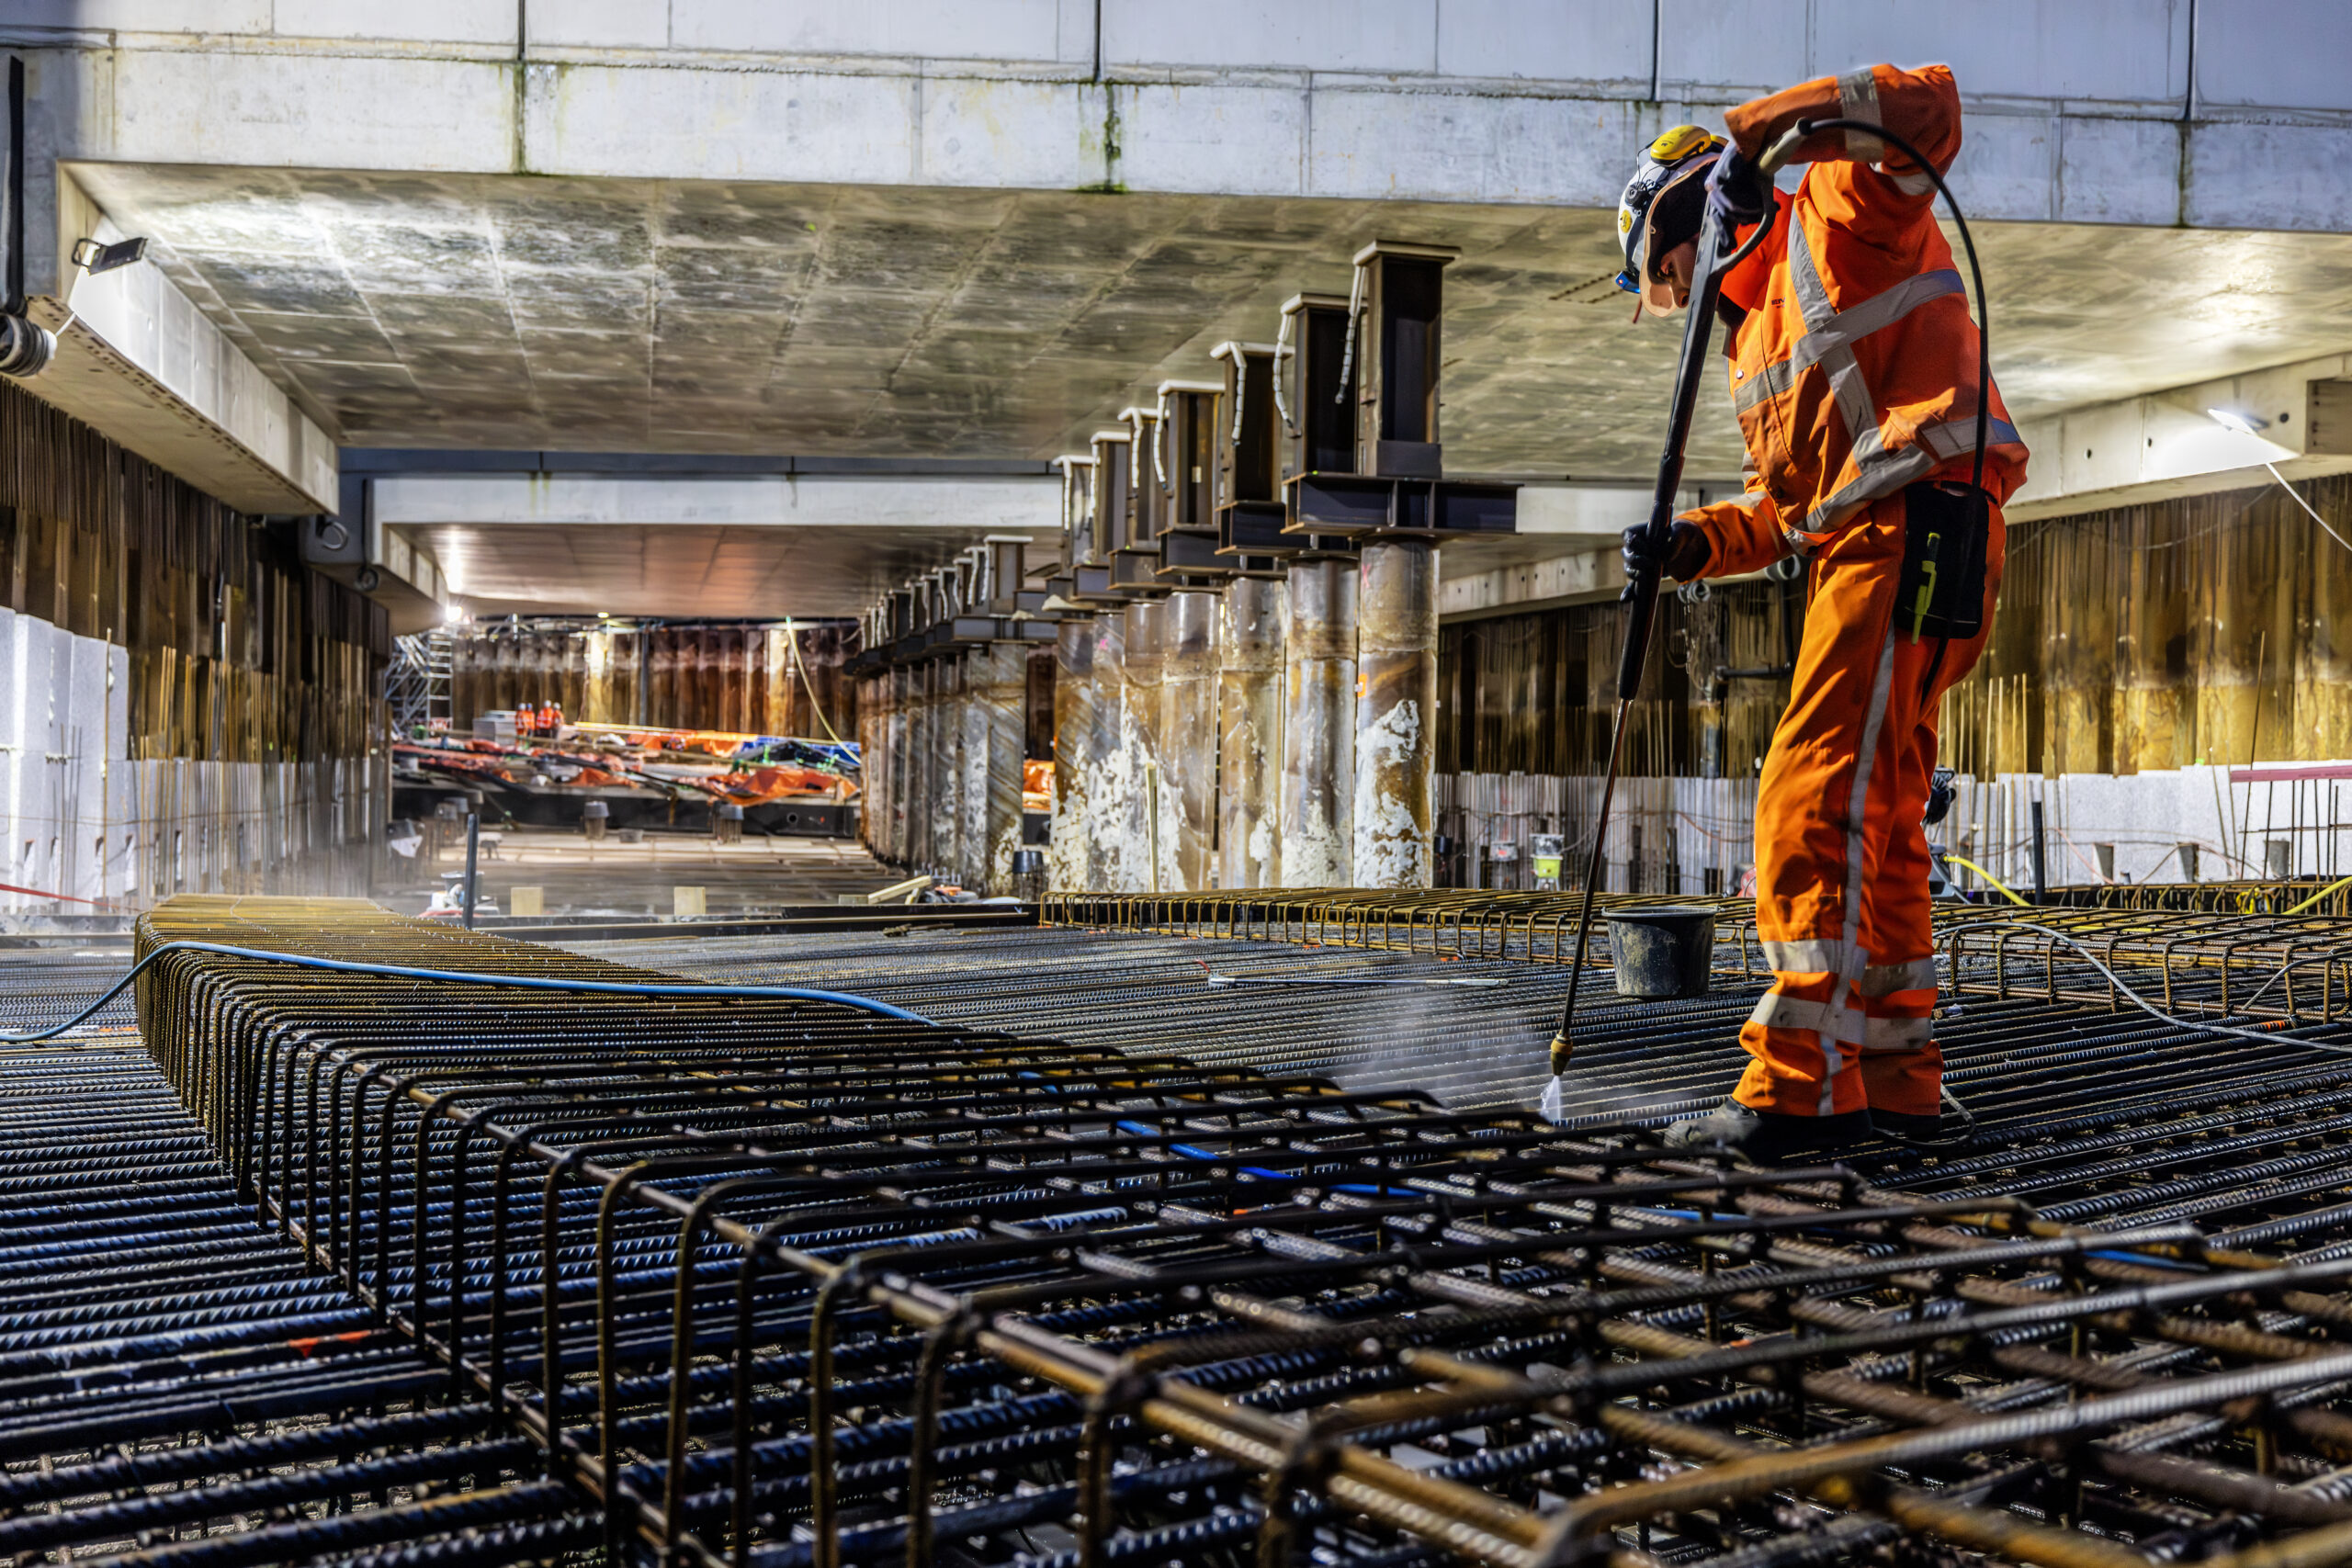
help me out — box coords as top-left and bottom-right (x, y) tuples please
(1896, 479), (1991, 644)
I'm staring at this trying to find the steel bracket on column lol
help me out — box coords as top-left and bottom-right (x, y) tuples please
(1221, 499), (1351, 560)
(1287, 474), (1520, 539)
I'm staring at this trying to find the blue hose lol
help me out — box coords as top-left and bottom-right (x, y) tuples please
(3, 938), (934, 1043)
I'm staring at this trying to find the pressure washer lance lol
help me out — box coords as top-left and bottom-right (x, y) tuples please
(1544, 114), (1994, 1125)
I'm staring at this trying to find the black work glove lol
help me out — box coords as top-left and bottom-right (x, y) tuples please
(1620, 520), (1713, 596)
(1705, 145), (1770, 227)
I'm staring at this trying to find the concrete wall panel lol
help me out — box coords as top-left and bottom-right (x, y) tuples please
(1307, 87), (1641, 205)
(526, 62), (915, 182)
(108, 50), (513, 173)
(922, 78), (1099, 192)
(528, 0), (673, 50)
(1657, 2), (1812, 98)
(672, 0), (1076, 63)
(2188, 120), (2352, 232)
(2055, 114), (2184, 228)
(273, 0), (517, 46)
(1115, 84), (1308, 197)
(1102, 0), (1436, 73)
(3, 0), (271, 32)
(1434, 1), (1651, 87)
(1808, 0), (2189, 108)
(1941, 109), (2061, 222)
(2197, 0), (2352, 111)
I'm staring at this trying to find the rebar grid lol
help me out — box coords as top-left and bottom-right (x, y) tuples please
(124, 895), (2352, 1568)
(578, 925), (2352, 1244)
(1045, 890), (2352, 1023)
(0, 1031), (593, 1566)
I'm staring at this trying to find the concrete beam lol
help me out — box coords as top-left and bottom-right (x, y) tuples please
(370, 470), (1061, 617)
(2006, 354), (2352, 520)
(1438, 485), (1694, 621)
(371, 472), (1058, 530)
(7, 184), (336, 513)
(7, 3), (2351, 255)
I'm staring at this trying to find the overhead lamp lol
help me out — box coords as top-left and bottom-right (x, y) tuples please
(1, 233), (155, 379)
(2205, 407), (2269, 435)
(70, 236), (148, 276)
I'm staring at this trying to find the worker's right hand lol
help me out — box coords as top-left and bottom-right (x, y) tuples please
(1620, 520), (1713, 589)
(1706, 145), (1770, 227)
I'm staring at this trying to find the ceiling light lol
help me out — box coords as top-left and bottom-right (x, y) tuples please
(2206, 407), (2269, 434)
(70, 236), (148, 276)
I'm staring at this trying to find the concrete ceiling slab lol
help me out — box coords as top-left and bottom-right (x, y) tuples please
(407, 523), (1058, 620)
(65, 164), (2352, 489)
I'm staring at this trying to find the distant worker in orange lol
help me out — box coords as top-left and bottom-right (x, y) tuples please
(1612, 64), (2029, 1159)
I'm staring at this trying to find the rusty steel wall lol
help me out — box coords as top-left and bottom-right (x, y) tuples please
(1159, 591), (1220, 892)
(1118, 601), (1169, 893)
(1216, 578), (1284, 889)
(1354, 540), (1440, 888)
(964, 642), (1026, 895)
(1281, 558), (1357, 886)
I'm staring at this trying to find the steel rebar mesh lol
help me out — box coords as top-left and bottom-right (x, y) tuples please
(116, 894), (2352, 1568)
(0, 970), (594, 1566)
(1045, 889), (2352, 1024)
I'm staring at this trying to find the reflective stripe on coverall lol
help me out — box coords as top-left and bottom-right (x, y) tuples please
(1679, 62), (2031, 1118)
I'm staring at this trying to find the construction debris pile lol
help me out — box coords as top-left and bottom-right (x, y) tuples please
(392, 719), (859, 834)
(43, 892), (2352, 1568)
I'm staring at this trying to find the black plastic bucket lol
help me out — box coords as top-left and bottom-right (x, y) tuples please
(1604, 906), (1717, 998)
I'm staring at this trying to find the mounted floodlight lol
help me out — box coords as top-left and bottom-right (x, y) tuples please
(2206, 407), (2269, 434)
(1, 233), (157, 379)
(70, 235), (148, 276)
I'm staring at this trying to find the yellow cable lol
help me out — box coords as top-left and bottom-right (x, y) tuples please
(783, 618), (848, 748)
(2283, 873), (2352, 917)
(1944, 854), (2030, 908)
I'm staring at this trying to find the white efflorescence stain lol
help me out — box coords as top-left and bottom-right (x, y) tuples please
(1352, 698), (1427, 889)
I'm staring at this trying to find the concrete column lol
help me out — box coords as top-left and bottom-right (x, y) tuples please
(965, 642), (1026, 895)
(1118, 600), (1168, 893)
(1353, 539), (1440, 888)
(1086, 614), (1131, 890)
(1217, 578), (1284, 889)
(893, 662), (922, 869)
(1159, 591), (1220, 892)
(933, 657), (966, 881)
(887, 665), (911, 865)
(1280, 559), (1357, 886)
(1048, 620), (1105, 891)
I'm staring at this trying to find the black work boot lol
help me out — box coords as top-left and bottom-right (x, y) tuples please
(1663, 1100), (1871, 1163)
(1869, 1109), (1942, 1144)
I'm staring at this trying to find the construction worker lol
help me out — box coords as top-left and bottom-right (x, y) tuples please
(1614, 65), (2029, 1159)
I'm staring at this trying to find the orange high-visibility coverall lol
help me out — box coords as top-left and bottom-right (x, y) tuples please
(1681, 64), (2030, 1119)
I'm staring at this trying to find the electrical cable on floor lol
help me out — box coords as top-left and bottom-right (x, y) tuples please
(1988, 919), (2352, 1059)
(0, 939), (934, 1043)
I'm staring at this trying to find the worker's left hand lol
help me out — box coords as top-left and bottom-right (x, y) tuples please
(1620, 520), (1713, 592)
(1706, 145), (1770, 227)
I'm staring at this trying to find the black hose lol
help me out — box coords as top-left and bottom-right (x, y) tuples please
(1789, 116), (1993, 505)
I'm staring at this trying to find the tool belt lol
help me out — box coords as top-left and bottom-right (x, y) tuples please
(1896, 479), (1991, 643)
